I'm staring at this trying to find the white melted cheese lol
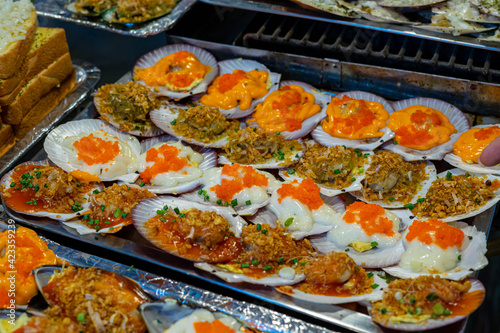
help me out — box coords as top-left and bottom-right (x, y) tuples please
(0, 0), (35, 52)
(139, 141), (203, 187)
(327, 209), (401, 249)
(62, 130), (139, 179)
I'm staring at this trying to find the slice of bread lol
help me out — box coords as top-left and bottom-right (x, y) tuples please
(0, 10), (37, 79)
(1, 53), (74, 124)
(0, 123), (15, 158)
(0, 28), (69, 97)
(13, 70), (76, 139)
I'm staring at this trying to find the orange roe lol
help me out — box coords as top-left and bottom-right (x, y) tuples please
(272, 88), (305, 132)
(405, 219), (464, 250)
(194, 319), (235, 333)
(73, 133), (120, 165)
(210, 164), (268, 203)
(217, 70), (247, 93)
(411, 109), (443, 127)
(277, 179), (323, 211)
(474, 126), (500, 140)
(139, 145), (188, 183)
(395, 125), (435, 147)
(492, 179), (500, 191)
(343, 202), (395, 237)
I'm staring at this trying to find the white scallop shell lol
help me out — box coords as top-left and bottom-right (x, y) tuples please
(279, 143), (372, 196)
(289, 0), (359, 18)
(218, 139), (307, 169)
(94, 95), (164, 137)
(62, 220), (129, 235)
(443, 124), (500, 175)
(469, 0), (500, 17)
(133, 44), (218, 100)
(371, 279), (485, 331)
(379, 0), (447, 8)
(136, 135), (217, 194)
(382, 221), (488, 281)
(309, 208), (411, 268)
(0, 160), (101, 222)
(44, 119), (141, 183)
(247, 194), (346, 240)
(415, 22), (495, 35)
(195, 59), (281, 119)
(132, 196), (247, 262)
(432, 0), (500, 23)
(409, 168), (500, 222)
(275, 272), (388, 304)
(150, 103), (242, 148)
(311, 91), (395, 150)
(246, 81), (330, 140)
(353, 1), (412, 23)
(194, 262), (305, 286)
(383, 98), (471, 160)
(351, 159), (437, 208)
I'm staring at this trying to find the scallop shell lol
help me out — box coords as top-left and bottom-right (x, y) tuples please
(136, 135), (217, 194)
(195, 59), (281, 119)
(443, 124), (500, 175)
(433, 0), (500, 23)
(469, 0), (500, 17)
(311, 91), (395, 151)
(279, 143), (372, 197)
(353, 1), (412, 23)
(66, 2), (109, 16)
(150, 103), (242, 148)
(371, 279), (485, 331)
(44, 119), (141, 183)
(102, 6), (173, 25)
(94, 95), (164, 137)
(416, 21), (495, 35)
(133, 44), (218, 100)
(383, 98), (471, 160)
(309, 208), (411, 268)
(0, 160), (101, 222)
(382, 221), (488, 281)
(132, 196), (247, 261)
(351, 159), (437, 208)
(275, 272), (388, 304)
(288, 0), (359, 18)
(246, 81), (330, 140)
(194, 262), (305, 286)
(409, 168), (500, 222)
(247, 194), (346, 240)
(379, 0), (448, 8)
(218, 139), (306, 169)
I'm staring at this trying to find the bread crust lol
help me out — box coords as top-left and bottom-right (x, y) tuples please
(0, 124), (15, 158)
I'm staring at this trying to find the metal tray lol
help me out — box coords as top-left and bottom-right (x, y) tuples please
(199, 0), (500, 52)
(34, 0), (197, 37)
(0, 59), (100, 179)
(0, 221), (334, 333)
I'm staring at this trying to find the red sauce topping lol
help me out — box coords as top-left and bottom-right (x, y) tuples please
(405, 219), (464, 249)
(140, 144), (188, 183)
(277, 179), (323, 210)
(72, 133), (120, 165)
(210, 164), (269, 203)
(343, 202), (395, 237)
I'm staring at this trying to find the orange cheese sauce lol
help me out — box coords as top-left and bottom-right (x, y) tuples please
(251, 84), (321, 132)
(210, 164), (268, 203)
(277, 179), (323, 211)
(194, 320), (235, 333)
(0, 227), (57, 307)
(453, 126), (500, 163)
(405, 219), (464, 250)
(321, 95), (389, 140)
(73, 133), (120, 166)
(136, 50), (210, 89)
(139, 144), (189, 183)
(343, 202), (395, 237)
(388, 105), (456, 150)
(199, 69), (269, 110)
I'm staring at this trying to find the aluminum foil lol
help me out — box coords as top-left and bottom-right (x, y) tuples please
(0, 60), (100, 179)
(34, 0), (197, 37)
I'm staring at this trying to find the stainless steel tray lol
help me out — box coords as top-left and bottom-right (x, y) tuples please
(0, 221), (334, 333)
(0, 59), (100, 179)
(34, 0), (197, 37)
(200, 0), (500, 52)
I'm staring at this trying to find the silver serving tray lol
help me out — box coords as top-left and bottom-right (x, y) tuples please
(0, 221), (334, 333)
(0, 59), (100, 179)
(199, 0), (500, 52)
(34, 0), (197, 37)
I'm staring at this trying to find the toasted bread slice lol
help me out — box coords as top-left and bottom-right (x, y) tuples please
(13, 70), (76, 139)
(1, 53), (74, 124)
(0, 28), (69, 97)
(0, 123), (15, 158)
(0, 9), (37, 79)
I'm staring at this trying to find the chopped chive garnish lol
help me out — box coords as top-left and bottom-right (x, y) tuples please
(241, 264), (250, 268)
(333, 169), (340, 174)
(404, 203), (415, 210)
(367, 272), (374, 278)
(263, 266), (273, 270)
(284, 217), (294, 227)
(10, 182), (15, 187)
(252, 259), (258, 265)
(287, 169), (295, 174)
(393, 140), (398, 145)
(174, 207), (180, 214)
(113, 208), (121, 218)
(171, 119), (177, 125)
(350, 178), (356, 182)
(245, 200), (251, 205)
(371, 284), (379, 289)
(292, 258), (298, 264)
(381, 308), (387, 314)
(371, 241), (378, 247)
(160, 218), (166, 222)
(261, 229), (268, 234)
(426, 293), (439, 301)
(256, 224), (261, 231)
(139, 182), (146, 187)
(100, 205), (105, 211)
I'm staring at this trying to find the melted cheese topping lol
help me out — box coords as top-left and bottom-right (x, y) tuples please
(250, 84), (321, 132)
(321, 95), (389, 140)
(136, 50), (210, 91)
(453, 126), (500, 163)
(62, 130), (139, 179)
(327, 202), (400, 249)
(139, 141), (203, 186)
(388, 105), (456, 150)
(199, 69), (270, 110)
(270, 179), (339, 232)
